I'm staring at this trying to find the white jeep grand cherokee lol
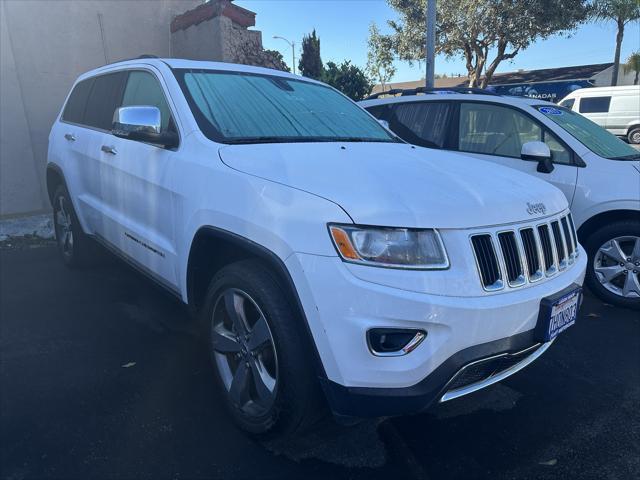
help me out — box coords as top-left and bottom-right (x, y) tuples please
(47, 58), (586, 436)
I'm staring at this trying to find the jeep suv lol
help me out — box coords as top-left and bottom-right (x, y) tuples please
(361, 89), (640, 309)
(48, 59), (586, 436)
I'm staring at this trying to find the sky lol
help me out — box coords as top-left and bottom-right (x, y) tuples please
(235, 0), (640, 83)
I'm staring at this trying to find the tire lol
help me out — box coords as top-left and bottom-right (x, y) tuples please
(627, 126), (640, 145)
(52, 185), (95, 268)
(201, 259), (326, 437)
(584, 219), (640, 310)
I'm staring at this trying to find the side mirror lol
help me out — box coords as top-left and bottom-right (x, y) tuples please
(112, 106), (178, 148)
(521, 141), (554, 173)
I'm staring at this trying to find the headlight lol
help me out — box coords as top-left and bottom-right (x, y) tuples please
(328, 224), (449, 269)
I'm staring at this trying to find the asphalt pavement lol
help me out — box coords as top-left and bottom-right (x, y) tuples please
(1, 242), (638, 480)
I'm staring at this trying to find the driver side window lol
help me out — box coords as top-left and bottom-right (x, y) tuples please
(458, 103), (572, 165)
(458, 103), (542, 158)
(121, 71), (173, 132)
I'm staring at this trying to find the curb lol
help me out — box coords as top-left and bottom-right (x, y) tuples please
(0, 213), (54, 241)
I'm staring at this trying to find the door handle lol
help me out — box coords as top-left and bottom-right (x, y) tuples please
(64, 133), (76, 142)
(101, 145), (117, 155)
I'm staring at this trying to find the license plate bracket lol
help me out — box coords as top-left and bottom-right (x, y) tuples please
(535, 284), (582, 343)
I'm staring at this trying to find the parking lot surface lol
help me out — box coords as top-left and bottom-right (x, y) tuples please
(1, 243), (639, 480)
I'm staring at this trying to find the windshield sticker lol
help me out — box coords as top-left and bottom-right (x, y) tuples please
(538, 106), (563, 115)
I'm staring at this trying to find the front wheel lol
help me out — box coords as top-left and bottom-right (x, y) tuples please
(201, 260), (326, 437)
(584, 220), (640, 310)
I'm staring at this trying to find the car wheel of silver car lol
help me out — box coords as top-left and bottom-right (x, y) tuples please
(52, 185), (93, 268)
(585, 220), (640, 310)
(202, 259), (327, 437)
(627, 127), (640, 145)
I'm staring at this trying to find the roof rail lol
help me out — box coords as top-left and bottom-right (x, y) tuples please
(365, 86), (500, 100)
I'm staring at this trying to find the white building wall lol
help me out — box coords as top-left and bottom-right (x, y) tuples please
(0, 0), (199, 217)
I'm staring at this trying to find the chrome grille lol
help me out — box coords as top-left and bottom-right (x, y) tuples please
(471, 213), (578, 291)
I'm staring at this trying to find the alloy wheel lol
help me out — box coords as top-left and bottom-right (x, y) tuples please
(211, 288), (278, 416)
(55, 196), (74, 258)
(593, 236), (640, 299)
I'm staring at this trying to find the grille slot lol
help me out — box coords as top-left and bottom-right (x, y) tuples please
(471, 235), (502, 290)
(568, 214), (579, 255)
(551, 221), (567, 267)
(537, 224), (555, 273)
(497, 232), (524, 285)
(520, 228), (542, 280)
(561, 216), (574, 257)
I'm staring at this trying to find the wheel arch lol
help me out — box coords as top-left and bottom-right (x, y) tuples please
(577, 209), (640, 242)
(46, 163), (66, 206)
(185, 225), (329, 381)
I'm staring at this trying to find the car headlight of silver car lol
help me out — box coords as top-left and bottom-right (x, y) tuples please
(328, 224), (449, 269)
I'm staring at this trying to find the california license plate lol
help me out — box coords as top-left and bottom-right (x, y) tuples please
(535, 285), (582, 342)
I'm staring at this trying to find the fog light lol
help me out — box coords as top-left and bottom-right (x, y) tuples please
(367, 328), (426, 356)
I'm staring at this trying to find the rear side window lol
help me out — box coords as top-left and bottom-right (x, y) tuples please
(82, 72), (128, 130)
(578, 96), (611, 114)
(387, 102), (453, 148)
(121, 71), (172, 132)
(62, 78), (94, 124)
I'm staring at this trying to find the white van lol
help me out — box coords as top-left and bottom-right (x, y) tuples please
(559, 86), (640, 144)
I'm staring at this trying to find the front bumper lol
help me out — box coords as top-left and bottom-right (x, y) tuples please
(285, 246), (587, 417)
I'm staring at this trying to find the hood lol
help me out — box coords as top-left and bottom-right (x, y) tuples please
(219, 142), (568, 229)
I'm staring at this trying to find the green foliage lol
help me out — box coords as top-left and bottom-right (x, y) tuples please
(298, 29), (323, 80)
(322, 61), (374, 101)
(366, 23), (397, 90)
(384, 0), (591, 87)
(263, 49), (290, 72)
(624, 51), (640, 84)
(592, 0), (640, 23)
(591, 0), (640, 85)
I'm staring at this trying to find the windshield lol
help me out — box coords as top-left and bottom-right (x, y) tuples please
(535, 105), (639, 160)
(173, 69), (397, 145)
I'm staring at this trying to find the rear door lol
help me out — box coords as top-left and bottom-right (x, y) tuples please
(455, 101), (579, 205)
(367, 100), (455, 149)
(58, 72), (128, 234)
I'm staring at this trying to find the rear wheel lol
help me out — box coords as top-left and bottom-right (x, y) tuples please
(585, 220), (640, 310)
(201, 260), (326, 437)
(52, 185), (94, 268)
(627, 126), (640, 145)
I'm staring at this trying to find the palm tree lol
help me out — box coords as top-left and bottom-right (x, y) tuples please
(592, 0), (640, 86)
(624, 51), (640, 84)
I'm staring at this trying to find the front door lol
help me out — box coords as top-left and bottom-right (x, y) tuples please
(98, 69), (182, 289)
(456, 102), (579, 206)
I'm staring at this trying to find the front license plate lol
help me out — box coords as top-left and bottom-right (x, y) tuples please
(535, 285), (582, 342)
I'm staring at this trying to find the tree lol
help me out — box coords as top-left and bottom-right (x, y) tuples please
(322, 61), (374, 101)
(624, 51), (640, 84)
(228, 40), (290, 72)
(366, 23), (396, 92)
(384, 0), (591, 88)
(298, 29), (323, 80)
(592, 0), (640, 86)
